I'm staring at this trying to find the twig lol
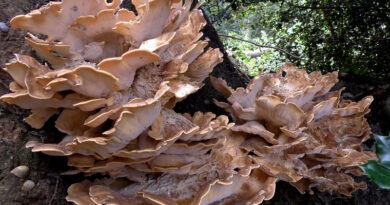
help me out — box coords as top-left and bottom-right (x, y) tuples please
(48, 176), (59, 205)
(219, 34), (301, 59)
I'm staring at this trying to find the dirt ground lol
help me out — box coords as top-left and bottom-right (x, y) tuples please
(1, 0), (390, 205)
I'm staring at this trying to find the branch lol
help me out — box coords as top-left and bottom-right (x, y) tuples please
(293, 5), (389, 11)
(244, 50), (262, 58)
(218, 34), (301, 60)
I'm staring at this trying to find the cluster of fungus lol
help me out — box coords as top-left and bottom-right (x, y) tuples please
(1, 0), (375, 204)
(212, 63), (375, 196)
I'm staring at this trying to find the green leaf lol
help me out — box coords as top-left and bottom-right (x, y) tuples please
(374, 134), (390, 168)
(360, 160), (390, 189)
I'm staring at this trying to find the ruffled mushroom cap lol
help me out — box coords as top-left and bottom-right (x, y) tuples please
(66, 130), (276, 205)
(2, 0), (222, 159)
(61, 110), (277, 205)
(46, 111), (232, 180)
(3, 0), (222, 132)
(128, 111), (234, 175)
(213, 64), (375, 195)
(0, 1), (249, 203)
(2, 0), (376, 203)
(71, 170), (276, 205)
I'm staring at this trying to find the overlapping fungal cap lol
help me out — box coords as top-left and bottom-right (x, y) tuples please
(1, 0), (222, 160)
(58, 111), (277, 205)
(212, 63), (375, 195)
(65, 130), (277, 205)
(66, 170), (277, 205)
(46, 111), (233, 176)
(2, 0), (282, 203)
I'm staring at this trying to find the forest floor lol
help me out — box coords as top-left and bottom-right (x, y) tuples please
(1, 0), (390, 204)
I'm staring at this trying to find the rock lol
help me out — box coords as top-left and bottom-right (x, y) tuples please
(0, 22), (9, 33)
(21, 180), (35, 192)
(10, 165), (29, 178)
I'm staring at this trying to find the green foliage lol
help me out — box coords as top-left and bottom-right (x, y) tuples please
(360, 134), (390, 189)
(361, 160), (390, 189)
(374, 133), (390, 167)
(201, 0), (389, 79)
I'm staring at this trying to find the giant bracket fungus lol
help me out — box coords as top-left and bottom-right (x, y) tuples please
(1, 0), (376, 204)
(1, 0), (224, 160)
(212, 63), (376, 195)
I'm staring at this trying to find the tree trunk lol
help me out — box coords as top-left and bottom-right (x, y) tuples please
(0, 1), (389, 205)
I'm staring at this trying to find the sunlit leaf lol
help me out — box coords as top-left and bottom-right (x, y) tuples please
(360, 160), (390, 189)
(374, 134), (390, 169)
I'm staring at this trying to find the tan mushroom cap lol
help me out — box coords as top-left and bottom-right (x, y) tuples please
(159, 8), (206, 62)
(3, 57), (29, 88)
(209, 76), (234, 97)
(181, 112), (234, 141)
(307, 96), (373, 149)
(98, 49), (160, 90)
(73, 97), (114, 112)
(83, 86), (169, 128)
(26, 140), (73, 156)
(66, 180), (108, 205)
(25, 33), (71, 68)
(163, 0), (194, 33)
(65, 131), (276, 205)
(125, 112), (233, 175)
(0, 92), (88, 110)
(2, 0), (253, 204)
(77, 101), (162, 159)
(113, 0), (175, 47)
(185, 49), (224, 82)
(139, 32), (176, 52)
(63, 8), (137, 62)
(67, 155), (96, 168)
(194, 169), (277, 205)
(213, 64), (375, 196)
(62, 110), (242, 204)
(10, 0), (123, 41)
(45, 65), (120, 98)
(178, 41), (209, 64)
(66, 111), (225, 176)
(25, 100), (162, 161)
(55, 109), (92, 136)
(4, 54), (54, 99)
(232, 121), (277, 144)
(25, 108), (59, 129)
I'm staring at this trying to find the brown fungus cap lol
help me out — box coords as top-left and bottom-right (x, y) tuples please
(1, 0), (283, 204)
(2, 0), (222, 155)
(213, 64), (375, 196)
(66, 130), (276, 205)
(1, 0), (377, 204)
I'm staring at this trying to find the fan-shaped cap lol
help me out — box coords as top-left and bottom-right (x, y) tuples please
(213, 64), (375, 195)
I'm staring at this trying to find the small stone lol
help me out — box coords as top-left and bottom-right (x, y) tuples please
(10, 165), (29, 178)
(0, 22), (9, 33)
(21, 180), (35, 192)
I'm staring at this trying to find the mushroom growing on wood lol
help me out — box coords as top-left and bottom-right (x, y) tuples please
(3, 0), (283, 204)
(2, 0), (222, 162)
(66, 128), (277, 205)
(212, 63), (376, 195)
(1, 0), (377, 204)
